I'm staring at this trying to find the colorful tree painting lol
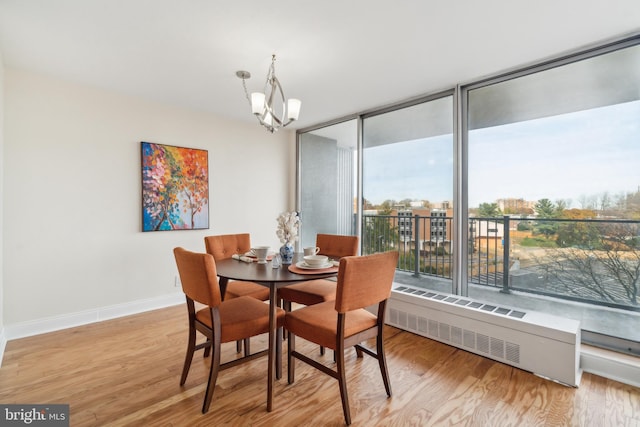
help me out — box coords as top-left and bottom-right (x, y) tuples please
(141, 142), (209, 231)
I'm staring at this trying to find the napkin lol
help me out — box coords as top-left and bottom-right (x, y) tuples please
(232, 254), (255, 263)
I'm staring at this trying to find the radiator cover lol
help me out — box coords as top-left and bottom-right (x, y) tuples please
(387, 285), (582, 386)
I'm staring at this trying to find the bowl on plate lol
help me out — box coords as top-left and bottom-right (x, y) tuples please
(303, 254), (329, 267)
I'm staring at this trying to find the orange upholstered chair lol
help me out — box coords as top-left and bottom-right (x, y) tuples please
(204, 234), (270, 301)
(278, 234), (358, 356)
(205, 234), (271, 355)
(284, 251), (398, 425)
(173, 247), (284, 414)
(279, 234), (359, 308)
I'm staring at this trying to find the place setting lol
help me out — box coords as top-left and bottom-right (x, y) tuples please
(232, 246), (275, 264)
(288, 247), (340, 274)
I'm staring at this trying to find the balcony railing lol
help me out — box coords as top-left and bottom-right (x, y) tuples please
(362, 214), (640, 311)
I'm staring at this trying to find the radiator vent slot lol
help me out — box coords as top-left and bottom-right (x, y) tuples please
(418, 317), (428, 333)
(463, 329), (475, 349)
(477, 333), (489, 354)
(389, 308), (398, 325)
(439, 323), (451, 341)
(451, 326), (462, 345)
(408, 314), (417, 331)
(398, 310), (407, 328)
(393, 286), (526, 319)
(428, 319), (438, 337)
(491, 337), (505, 359)
(506, 342), (520, 364)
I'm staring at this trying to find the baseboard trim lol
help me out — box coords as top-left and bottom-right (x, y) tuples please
(580, 344), (640, 388)
(3, 293), (184, 342)
(0, 328), (6, 368)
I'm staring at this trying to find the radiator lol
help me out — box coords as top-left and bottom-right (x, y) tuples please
(387, 285), (582, 386)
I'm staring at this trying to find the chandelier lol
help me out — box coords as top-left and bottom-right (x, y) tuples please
(236, 55), (301, 133)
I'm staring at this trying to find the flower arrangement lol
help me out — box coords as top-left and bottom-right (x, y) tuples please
(276, 211), (300, 245)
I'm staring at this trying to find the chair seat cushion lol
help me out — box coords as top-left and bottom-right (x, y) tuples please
(284, 301), (377, 349)
(278, 279), (337, 306)
(196, 297), (284, 343)
(225, 280), (270, 301)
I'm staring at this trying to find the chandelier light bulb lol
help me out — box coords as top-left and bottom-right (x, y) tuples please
(251, 92), (265, 115)
(287, 98), (301, 121)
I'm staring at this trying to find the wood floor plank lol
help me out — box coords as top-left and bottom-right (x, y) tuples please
(1, 304), (638, 426)
(573, 373), (607, 427)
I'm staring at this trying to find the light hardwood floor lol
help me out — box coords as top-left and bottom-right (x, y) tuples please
(1, 304), (638, 426)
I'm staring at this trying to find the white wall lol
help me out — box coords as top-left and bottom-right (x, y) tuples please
(3, 68), (295, 336)
(0, 50), (5, 348)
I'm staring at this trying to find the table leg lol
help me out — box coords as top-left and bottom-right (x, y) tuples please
(218, 277), (229, 300)
(276, 324), (282, 380)
(267, 283), (276, 412)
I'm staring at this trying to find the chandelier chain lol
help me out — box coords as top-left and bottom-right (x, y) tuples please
(241, 78), (251, 104)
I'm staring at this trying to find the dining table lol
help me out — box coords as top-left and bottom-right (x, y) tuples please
(215, 253), (338, 412)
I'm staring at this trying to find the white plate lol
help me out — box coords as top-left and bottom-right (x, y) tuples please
(295, 261), (333, 270)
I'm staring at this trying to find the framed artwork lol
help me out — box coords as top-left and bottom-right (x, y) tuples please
(141, 141), (209, 231)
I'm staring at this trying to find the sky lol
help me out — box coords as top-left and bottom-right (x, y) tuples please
(363, 100), (640, 209)
(363, 136), (453, 205)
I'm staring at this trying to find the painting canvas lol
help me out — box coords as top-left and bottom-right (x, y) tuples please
(141, 142), (209, 231)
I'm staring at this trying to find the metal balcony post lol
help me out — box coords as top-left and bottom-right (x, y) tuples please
(414, 214), (420, 277)
(501, 215), (510, 294)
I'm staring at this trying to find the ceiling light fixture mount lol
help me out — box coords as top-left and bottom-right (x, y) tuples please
(236, 55), (301, 133)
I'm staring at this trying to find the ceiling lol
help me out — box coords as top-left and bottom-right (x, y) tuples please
(1, 0), (639, 131)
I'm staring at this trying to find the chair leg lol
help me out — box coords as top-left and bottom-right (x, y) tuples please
(243, 338), (251, 356)
(236, 339), (242, 353)
(202, 334), (222, 414)
(336, 344), (351, 425)
(377, 334), (392, 397)
(180, 324), (197, 385)
(287, 331), (296, 384)
(204, 338), (211, 358)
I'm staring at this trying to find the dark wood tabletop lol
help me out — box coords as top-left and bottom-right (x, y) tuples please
(215, 253), (337, 288)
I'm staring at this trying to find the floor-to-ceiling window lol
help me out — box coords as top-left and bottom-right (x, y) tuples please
(361, 94), (455, 293)
(297, 35), (639, 355)
(463, 40), (640, 352)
